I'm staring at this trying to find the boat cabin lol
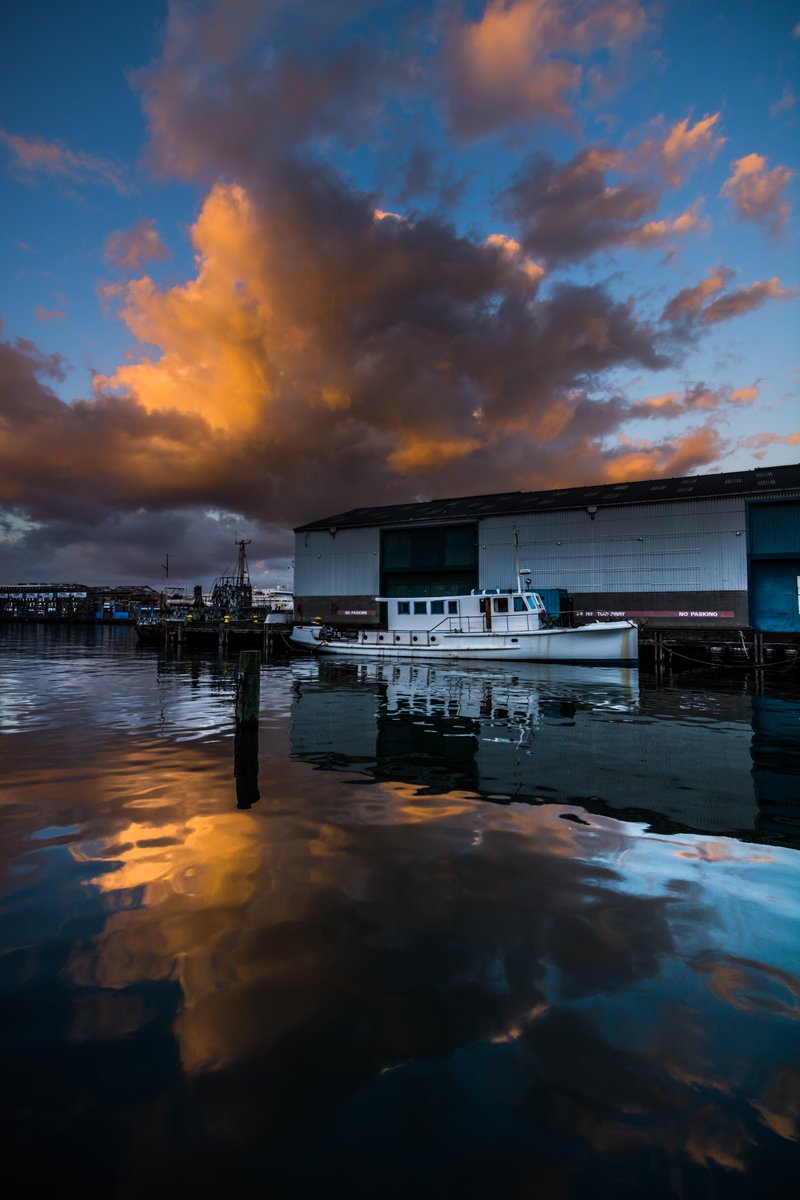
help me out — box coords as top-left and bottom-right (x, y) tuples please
(374, 589), (547, 634)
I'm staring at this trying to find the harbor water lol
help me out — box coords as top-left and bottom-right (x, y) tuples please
(1, 625), (798, 1198)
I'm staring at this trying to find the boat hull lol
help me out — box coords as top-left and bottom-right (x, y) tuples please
(290, 621), (638, 665)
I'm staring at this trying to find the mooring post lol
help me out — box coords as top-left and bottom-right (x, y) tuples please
(235, 649), (261, 726)
(234, 724), (260, 808)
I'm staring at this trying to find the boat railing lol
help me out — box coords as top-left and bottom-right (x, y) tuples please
(426, 612), (539, 635)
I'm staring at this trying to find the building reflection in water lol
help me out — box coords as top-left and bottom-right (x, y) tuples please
(290, 657), (792, 843)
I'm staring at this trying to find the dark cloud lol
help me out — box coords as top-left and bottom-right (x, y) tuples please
(500, 148), (658, 264)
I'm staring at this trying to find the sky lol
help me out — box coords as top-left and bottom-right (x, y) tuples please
(0, 0), (798, 590)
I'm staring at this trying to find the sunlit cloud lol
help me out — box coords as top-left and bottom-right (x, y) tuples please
(660, 266), (797, 325)
(702, 277), (798, 323)
(658, 113), (726, 185)
(628, 202), (709, 245)
(721, 153), (794, 236)
(601, 427), (724, 481)
(441, 0), (648, 139)
(34, 306), (65, 323)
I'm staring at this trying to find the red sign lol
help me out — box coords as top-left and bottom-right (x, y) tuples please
(575, 609), (736, 619)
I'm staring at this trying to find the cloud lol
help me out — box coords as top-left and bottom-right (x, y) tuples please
(658, 113), (725, 186)
(0, 129), (131, 194)
(660, 266), (797, 325)
(104, 218), (171, 271)
(627, 382), (760, 420)
(34, 306), (65, 323)
(660, 265), (734, 322)
(3, 164), (726, 578)
(770, 82), (796, 118)
(627, 202), (709, 247)
(721, 153), (794, 237)
(701, 277), (798, 324)
(599, 427), (724, 481)
(501, 147), (659, 263)
(440, 0), (648, 139)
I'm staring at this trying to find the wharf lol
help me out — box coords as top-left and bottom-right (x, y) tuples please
(135, 617), (295, 656)
(637, 627), (799, 674)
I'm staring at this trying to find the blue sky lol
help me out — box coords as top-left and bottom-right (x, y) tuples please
(0, 0), (797, 587)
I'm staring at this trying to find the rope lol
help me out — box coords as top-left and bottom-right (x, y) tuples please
(656, 643), (800, 672)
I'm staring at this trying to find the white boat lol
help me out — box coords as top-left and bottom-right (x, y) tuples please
(290, 581), (638, 665)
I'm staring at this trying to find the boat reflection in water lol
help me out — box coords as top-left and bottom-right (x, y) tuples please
(290, 658), (769, 837)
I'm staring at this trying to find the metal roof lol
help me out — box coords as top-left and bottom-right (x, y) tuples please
(295, 462), (800, 532)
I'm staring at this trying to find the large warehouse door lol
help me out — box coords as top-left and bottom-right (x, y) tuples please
(381, 523), (478, 597)
(748, 501), (800, 632)
(750, 560), (800, 631)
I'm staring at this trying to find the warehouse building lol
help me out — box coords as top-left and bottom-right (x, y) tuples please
(294, 463), (800, 637)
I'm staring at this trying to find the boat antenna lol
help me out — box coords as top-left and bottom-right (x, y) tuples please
(513, 526), (520, 591)
(162, 553), (169, 579)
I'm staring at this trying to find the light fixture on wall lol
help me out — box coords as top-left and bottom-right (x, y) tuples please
(329, 526), (337, 538)
(587, 506), (597, 520)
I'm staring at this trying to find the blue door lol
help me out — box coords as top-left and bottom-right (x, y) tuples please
(750, 559), (800, 631)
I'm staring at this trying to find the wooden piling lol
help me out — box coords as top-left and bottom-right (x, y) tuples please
(235, 649), (261, 726)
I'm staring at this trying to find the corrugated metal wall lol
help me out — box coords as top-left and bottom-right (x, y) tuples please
(295, 526), (381, 595)
(748, 500), (800, 554)
(478, 498), (749, 593)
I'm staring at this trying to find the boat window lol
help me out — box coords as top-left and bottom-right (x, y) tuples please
(413, 601), (427, 614)
(397, 601), (410, 614)
(430, 600), (444, 614)
(513, 596), (526, 612)
(526, 596), (538, 610)
(447, 601), (458, 614)
(493, 597), (509, 613)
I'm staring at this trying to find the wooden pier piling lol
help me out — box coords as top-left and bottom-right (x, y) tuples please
(235, 650), (261, 726)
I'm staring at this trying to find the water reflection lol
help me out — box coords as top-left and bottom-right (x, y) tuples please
(0, 628), (798, 1198)
(290, 658), (799, 845)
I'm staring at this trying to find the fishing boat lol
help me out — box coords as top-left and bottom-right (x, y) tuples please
(290, 572), (638, 665)
(135, 540), (285, 647)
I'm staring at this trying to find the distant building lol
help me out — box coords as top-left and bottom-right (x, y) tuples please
(0, 583), (160, 623)
(293, 463), (800, 633)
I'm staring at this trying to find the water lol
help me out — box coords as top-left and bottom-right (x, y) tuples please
(1, 625), (798, 1199)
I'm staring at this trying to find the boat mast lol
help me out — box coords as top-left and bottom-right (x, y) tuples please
(514, 526), (521, 591)
(236, 539), (251, 586)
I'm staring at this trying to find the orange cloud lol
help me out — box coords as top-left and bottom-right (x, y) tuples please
(629, 203), (709, 245)
(702, 277), (798, 323)
(661, 266), (733, 321)
(442, 0), (648, 137)
(730, 385), (759, 405)
(96, 182), (276, 430)
(721, 153), (794, 236)
(601, 427), (723, 481)
(388, 434), (483, 473)
(660, 113), (725, 185)
(484, 232), (545, 281)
